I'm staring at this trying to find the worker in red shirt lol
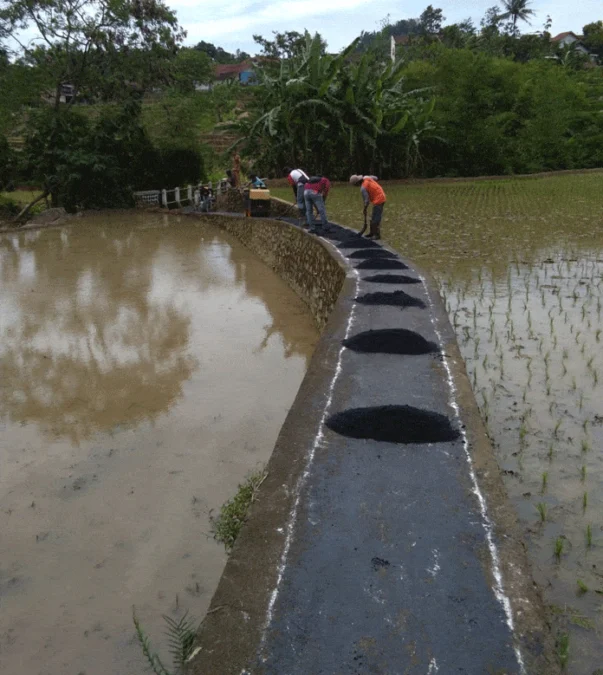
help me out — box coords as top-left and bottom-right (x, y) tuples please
(349, 174), (386, 239)
(304, 175), (331, 234)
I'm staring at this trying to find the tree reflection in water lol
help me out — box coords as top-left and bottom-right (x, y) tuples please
(0, 214), (316, 445)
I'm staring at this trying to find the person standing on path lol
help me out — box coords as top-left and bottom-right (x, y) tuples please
(283, 167), (310, 217)
(349, 174), (386, 239)
(304, 175), (331, 234)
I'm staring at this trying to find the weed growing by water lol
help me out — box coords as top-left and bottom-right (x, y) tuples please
(133, 608), (200, 675)
(210, 468), (268, 551)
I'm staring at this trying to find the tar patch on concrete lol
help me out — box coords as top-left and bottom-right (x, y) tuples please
(343, 329), (439, 355)
(363, 274), (421, 285)
(337, 238), (381, 250)
(347, 249), (397, 260)
(326, 405), (460, 444)
(355, 259), (409, 270)
(355, 290), (426, 309)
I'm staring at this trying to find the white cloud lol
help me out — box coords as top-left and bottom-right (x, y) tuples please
(173, 0), (601, 52)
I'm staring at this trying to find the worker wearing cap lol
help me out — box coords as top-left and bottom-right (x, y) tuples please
(349, 174), (386, 240)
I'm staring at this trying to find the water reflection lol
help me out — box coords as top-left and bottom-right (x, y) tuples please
(0, 213), (315, 444)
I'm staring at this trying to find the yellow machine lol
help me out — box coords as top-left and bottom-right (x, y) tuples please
(246, 188), (271, 217)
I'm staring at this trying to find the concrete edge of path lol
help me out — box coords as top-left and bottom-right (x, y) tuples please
(178, 214), (559, 675)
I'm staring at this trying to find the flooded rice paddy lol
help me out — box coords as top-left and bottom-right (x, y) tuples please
(274, 173), (603, 673)
(0, 212), (318, 674)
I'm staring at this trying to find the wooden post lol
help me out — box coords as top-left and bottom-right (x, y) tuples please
(161, 189), (167, 208)
(175, 187), (181, 207)
(187, 185), (193, 204)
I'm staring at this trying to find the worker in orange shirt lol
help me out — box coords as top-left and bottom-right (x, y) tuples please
(349, 174), (386, 240)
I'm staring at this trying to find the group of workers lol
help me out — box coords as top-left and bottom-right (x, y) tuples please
(284, 167), (387, 239)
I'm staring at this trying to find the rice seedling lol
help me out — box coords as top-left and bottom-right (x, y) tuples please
(586, 524), (592, 548)
(581, 439), (590, 453)
(548, 444), (554, 460)
(583, 492), (588, 512)
(554, 419), (562, 438)
(541, 472), (548, 493)
(581, 465), (587, 482)
(535, 501), (547, 523)
(577, 579), (589, 594)
(554, 537), (565, 561)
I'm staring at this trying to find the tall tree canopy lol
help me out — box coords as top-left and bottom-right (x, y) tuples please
(498, 0), (535, 32)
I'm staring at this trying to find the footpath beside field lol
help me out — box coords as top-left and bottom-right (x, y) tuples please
(186, 215), (557, 675)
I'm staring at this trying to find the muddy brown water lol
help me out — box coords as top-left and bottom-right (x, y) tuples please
(0, 212), (318, 674)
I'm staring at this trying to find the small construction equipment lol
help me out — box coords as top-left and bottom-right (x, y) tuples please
(246, 188), (271, 217)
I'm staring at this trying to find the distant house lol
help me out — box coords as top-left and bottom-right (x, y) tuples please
(215, 62), (257, 85)
(551, 32), (590, 55)
(42, 83), (75, 105)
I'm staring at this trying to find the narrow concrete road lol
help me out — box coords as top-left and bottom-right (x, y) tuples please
(252, 224), (521, 674)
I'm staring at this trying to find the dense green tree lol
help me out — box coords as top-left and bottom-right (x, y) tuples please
(0, 0), (184, 212)
(419, 5), (445, 36)
(172, 48), (213, 93)
(582, 21), (603, 60)
(193, 41), (249, 64)
(253, 31), (327, 59)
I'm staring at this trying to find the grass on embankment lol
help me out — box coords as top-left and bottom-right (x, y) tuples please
(210, 468), (268, 552)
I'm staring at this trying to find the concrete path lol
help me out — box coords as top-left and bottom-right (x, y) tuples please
(251, 223), (520, 674)
(187, 217), (556, 675)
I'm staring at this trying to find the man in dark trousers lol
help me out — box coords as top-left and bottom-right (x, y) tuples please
(349, 174), (386, 239)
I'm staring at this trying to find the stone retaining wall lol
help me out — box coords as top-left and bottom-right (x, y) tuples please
(195, 214), (345, 331)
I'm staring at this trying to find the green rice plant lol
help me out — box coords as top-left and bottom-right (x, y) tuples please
(583, 492), (588, 512)
(596, 329), (601, 343)
(579, 392), (584, 411)
(554, 537), (565, 561)
(548, 444), (554, 460)
(536, 502), (547, 522)
(546, 383), (552, 397)
(541, 472), (548, 493)
(586, 524), (592, 548)
(577, 579), (589, 594)
(571, 377), (577, 391)
(581, 439), (590, 453)
(581, 464), (587, 482)
(554, 419), (562, 438)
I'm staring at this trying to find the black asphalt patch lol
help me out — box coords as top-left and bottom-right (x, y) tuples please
(355, 259), (409, 270)
(337, 238), (381, 249)
(347, 250), (397, 260)
(325, 405), (460, 444)
(343, 329), (439, 355)
(363, 274), (421, 285)
(355, 290), (426, 309)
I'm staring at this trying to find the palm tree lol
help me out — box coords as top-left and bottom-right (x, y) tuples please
(498, 0), (535, 32)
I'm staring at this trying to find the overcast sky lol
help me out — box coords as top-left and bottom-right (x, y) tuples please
(176, 0), (601, 53)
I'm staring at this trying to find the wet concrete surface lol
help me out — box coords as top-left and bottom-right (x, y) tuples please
(0, 212), (318, 675)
